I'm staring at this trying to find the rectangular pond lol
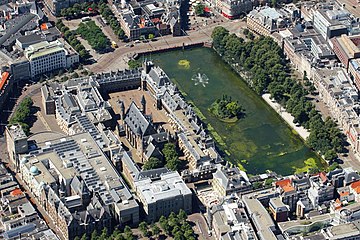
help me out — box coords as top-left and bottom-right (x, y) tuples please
(146, 47), (322, 175)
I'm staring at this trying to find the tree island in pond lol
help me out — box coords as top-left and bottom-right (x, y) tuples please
(209, 95), (245, 123)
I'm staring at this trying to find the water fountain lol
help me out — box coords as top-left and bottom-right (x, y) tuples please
(191, 73), (209, 87)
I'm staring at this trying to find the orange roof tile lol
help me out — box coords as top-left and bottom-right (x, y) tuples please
(276, 179), (291, 187)
(10, 188), (22, 196)
(351, 180), (360, 194)
(0, 71), (9, 91)
(276, 179), (295, 192)
(40, 23), (48, 31)
(340, 191), (349, 197)
(335, 198), (342, 210)
(319, 172), (328, 183)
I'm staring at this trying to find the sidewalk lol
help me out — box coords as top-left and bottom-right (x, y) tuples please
(262, 94), (310, 140)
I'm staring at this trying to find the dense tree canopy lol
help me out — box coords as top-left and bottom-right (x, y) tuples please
(60, 1), (103, 18)
(162, 143), (181, 171)
(9, 97), (33, 135)
(77, 21), (111, 52)
(56, 20), (90, 61)
(211, 26), (346, 160)
(60, 1), (126, 40)
(142, 157), (164, 170)
(127, 59), (141, 69)
(79, 210), (194, 240)
(209, 95), (244, 120)
(98, 3), (125, 39)
(195, 4), (205, 16)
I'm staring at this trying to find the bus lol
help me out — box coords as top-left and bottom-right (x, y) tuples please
(111, 41), (118, 48)
(81, 16), (91, 22)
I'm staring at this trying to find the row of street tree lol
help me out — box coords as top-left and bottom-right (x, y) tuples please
(74, 210), (194, 240)
(211, 26), (346, 162)
(77, 21), (111, 52)
(98, 3), (125, 39)
(9, 97), (33, 135)
(56, 20), (90, 61)
(59, 2), (125, 40)
(60, 1), (102, 19)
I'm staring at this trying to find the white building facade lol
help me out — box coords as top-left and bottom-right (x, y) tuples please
(25, 40), (77, 78)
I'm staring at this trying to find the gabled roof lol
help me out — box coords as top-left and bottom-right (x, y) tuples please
(319, 172), (328, 183)
(276, 178), (295, 193)
(162, 90), (180, 111)
(124, 101), (155, 136)
(350, 180), (360, 194)
(148, 67), (170, 87)
(144, 142), (162, 159)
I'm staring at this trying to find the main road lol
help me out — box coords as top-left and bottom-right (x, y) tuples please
(88, 19), (245, 73)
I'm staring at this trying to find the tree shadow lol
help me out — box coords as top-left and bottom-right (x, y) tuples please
(28, 106), (41, 135)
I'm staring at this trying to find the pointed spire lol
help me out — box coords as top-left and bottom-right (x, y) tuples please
(119, 100), (124, 110)
(141, 95), (146, 114)
(141, 95), (146, 106)
(136, 125), (142, 136)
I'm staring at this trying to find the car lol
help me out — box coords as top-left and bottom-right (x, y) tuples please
(134, 40), (141, 44)
(130, 44), (134, 47)
(125, 44), (130, 47)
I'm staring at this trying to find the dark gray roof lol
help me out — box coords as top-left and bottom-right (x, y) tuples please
(302, 234), (326, 240)
(293, 177), (310, 188)
(144, 132), (168, 145)
(162, 91), (179, 111)
(124, 102), (155, 137)
(2, 223), (36, 239)
(148, 67), (170, 87)
(137, 167), (170, 181)
(17, 33), (44, 45)
(0, 13), (37, 46)
(122, 151), (140, 176)
(344, 170), (360, 184)
(213, 167), (251, 192)
(327, 168), (343, 179)
(221, 231), (242, 240)
(144, 142), (162, 159)
(70, 176), (89, 196)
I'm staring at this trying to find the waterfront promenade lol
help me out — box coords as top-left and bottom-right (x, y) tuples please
(262, 94), (310, 140)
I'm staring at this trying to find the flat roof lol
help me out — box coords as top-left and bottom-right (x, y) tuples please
(135, 171), (191, 204)
(23, 131), (138, 210)
(242, 195), (277, 240)
(326, 222), (360, 237)
(278, 213), (333, 232)
(25, 40), (65, 60)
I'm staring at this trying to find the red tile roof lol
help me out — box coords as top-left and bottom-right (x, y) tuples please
(10, 188), (22, 196)
(350, 180), (360, 194)
(340, 191), (350, 197)
(319, 172), (328, 183)
(276, 179), (295, 192)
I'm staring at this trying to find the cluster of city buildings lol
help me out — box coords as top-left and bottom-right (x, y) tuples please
(0, 0), (78, 81)
(0, 158), (58, 239)
(245, 1), (360, 160)
(0, 0), (79, 117)
(36, 58), (360, 240)
(115, 0), (182, 40)
(204, 166), (360, 239)
(4, 60), (223, 239)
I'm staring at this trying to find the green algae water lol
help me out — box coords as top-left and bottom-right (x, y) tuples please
(148, 48), (322, 175)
